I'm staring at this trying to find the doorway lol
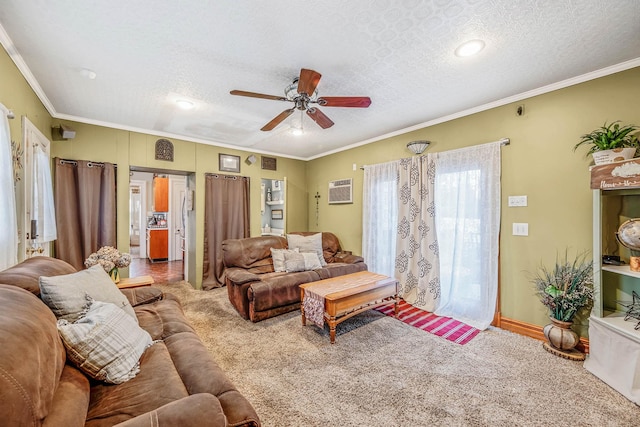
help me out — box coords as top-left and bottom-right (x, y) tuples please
(128, 168), (194, 284)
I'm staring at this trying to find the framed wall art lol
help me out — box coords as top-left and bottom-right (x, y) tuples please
(261, 156), (277, 171)
(219, 154), (240, 173)
(271, 209), (283, 220)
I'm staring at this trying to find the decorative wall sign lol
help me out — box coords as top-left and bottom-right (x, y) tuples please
(11, 139), (22, 183)
(155, 139), (174, 161)
(271, 209), (283, 220)
(261, 156), (277, 171)
(219, 154), (240, 173)
(591, 158), (640, 190)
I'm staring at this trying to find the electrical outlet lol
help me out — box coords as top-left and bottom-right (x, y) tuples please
(508, 195), (528, 207)
(512, 223), (529, 236)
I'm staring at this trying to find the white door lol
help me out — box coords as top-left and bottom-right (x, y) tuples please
(169, 177), (186, 262)
(21, 117), (53, 260)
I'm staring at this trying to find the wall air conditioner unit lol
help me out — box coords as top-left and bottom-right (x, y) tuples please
(328, 178), (353, 204)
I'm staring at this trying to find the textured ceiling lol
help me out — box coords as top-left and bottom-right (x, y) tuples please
(1, 1), (639, 159)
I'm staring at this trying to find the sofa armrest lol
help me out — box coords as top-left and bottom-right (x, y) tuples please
(225, 267), (261, 286)
(114, 394), (228, 427)
(332, 252), (364, 264)
(120, 286), (164, 307)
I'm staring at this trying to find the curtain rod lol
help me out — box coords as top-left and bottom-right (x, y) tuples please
(0, 103), (14, 119)
(58, 158), (114, 168)
(360, 137), (510, 169)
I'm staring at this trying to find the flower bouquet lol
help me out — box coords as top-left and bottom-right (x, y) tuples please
(84, 246), (131, 283)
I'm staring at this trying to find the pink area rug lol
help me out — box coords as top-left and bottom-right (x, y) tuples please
(376, 299), (480, 345)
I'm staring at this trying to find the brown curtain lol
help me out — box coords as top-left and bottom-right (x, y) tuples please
(53, 158), (117, 270)
(202, 173), (250, 290)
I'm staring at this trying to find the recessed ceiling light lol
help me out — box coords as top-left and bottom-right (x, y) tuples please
(176, 100), (195, 110)
(454, 39), (485, 57)
(80, 68), (97, 79)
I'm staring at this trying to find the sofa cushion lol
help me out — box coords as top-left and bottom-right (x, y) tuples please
(40, 264), (136, 322)
(0, 285), (67, 425)
(44, 364), (91, 427)
(287, 233), (327, 266)
(57, 300), (153, 384)
(134, 296), (197, 341)
(284, 251), (323, 272)
(289, 231), (344, 263)
(249, 270), (321, 311)
(0, 256), (76, 295)
(222, 235), (287, 269)
(86, 342), (190, 426)
(271, 247), (298, 272)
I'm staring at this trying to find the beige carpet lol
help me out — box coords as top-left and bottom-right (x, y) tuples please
(154, 282), (639, 427)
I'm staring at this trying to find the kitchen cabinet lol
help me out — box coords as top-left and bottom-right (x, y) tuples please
(148, 228), (168, 262)
(153, 176), (169, 212)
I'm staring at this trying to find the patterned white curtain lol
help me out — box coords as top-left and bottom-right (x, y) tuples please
(434, 142), (501, 330)
(395, 155), (440, 312)
(362, 160), (398, 277)
(0, 104), (18, 270)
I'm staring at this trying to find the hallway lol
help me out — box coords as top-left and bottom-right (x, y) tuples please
(129, 245), (184, 283)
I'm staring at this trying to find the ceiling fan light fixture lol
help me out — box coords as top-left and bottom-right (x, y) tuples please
(455, 39), (485, 57)
(407, 140), (430, 155)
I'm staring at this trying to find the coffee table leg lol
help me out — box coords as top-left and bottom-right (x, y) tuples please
(300, 289), (307, 326)
(329, 317), (337, 344)
(394, 294), (399, 318)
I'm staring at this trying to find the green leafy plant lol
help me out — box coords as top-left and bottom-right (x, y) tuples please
(573, 121), (639, 156)
(529, 251), (594, 322)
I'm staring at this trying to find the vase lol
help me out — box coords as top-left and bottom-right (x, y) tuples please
(109, 267), (120, 284)
(543, 317), (579, 351)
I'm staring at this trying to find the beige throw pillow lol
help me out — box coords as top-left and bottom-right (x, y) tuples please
(270, 248), (299, 272)
(283, 251), (324, 272)
(287, 233), (326, 266)
(57, 300), (153, 384)
(40, 264), (137, 322)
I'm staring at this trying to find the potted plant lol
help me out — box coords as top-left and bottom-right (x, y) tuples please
(529, 251), (593, 360)
(574, 120), (639, 165)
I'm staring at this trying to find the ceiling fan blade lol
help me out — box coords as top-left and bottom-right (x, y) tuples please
(297, 69), (322, 95)
(261, 108), (295, 131)
(306, 107), (334, 129)
(317, 96), (372, 108)
(230, 90), (287, 101)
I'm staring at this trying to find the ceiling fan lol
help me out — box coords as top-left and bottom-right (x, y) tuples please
(230, 68), (371, 131)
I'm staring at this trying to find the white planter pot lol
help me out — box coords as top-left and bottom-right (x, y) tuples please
(592, 147), (637, 165)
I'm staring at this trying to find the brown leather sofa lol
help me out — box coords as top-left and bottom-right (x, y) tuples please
(222, 232), (367, 322)
(0, 256), (260, 427)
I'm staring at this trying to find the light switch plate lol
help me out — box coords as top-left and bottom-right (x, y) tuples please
(512, 223), (529, 236)
(508, 195), (528, 207)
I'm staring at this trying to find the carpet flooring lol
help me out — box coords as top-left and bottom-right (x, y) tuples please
(154, 282), (640, 427)
(376, 299), (480, 345)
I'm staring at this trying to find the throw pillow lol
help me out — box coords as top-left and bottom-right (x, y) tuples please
(283, 251), (324, 272)
(270, 248), (299, 272)
(57, 300), (154, 384)
(287, 233), (327, 266)
(39, 264), (137, 323)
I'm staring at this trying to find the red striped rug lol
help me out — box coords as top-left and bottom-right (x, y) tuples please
(375, 299), (480, 345)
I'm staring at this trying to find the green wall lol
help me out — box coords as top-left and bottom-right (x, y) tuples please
(3, 41), (640, 331)
(50, 122), (308, 289)
(307, 66), (640, 333)
(1, 41), (308, 289)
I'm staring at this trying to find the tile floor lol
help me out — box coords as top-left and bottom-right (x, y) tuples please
(129, 245), (184, 283)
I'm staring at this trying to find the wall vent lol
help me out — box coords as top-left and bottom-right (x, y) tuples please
(328, 178), (353, 204)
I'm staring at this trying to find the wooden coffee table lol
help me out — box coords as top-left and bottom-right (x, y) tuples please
(300, 271), (398, 344)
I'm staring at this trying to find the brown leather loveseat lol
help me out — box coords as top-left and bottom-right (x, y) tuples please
(0, 256), (260, 427)
(222, 231), (367, 322)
